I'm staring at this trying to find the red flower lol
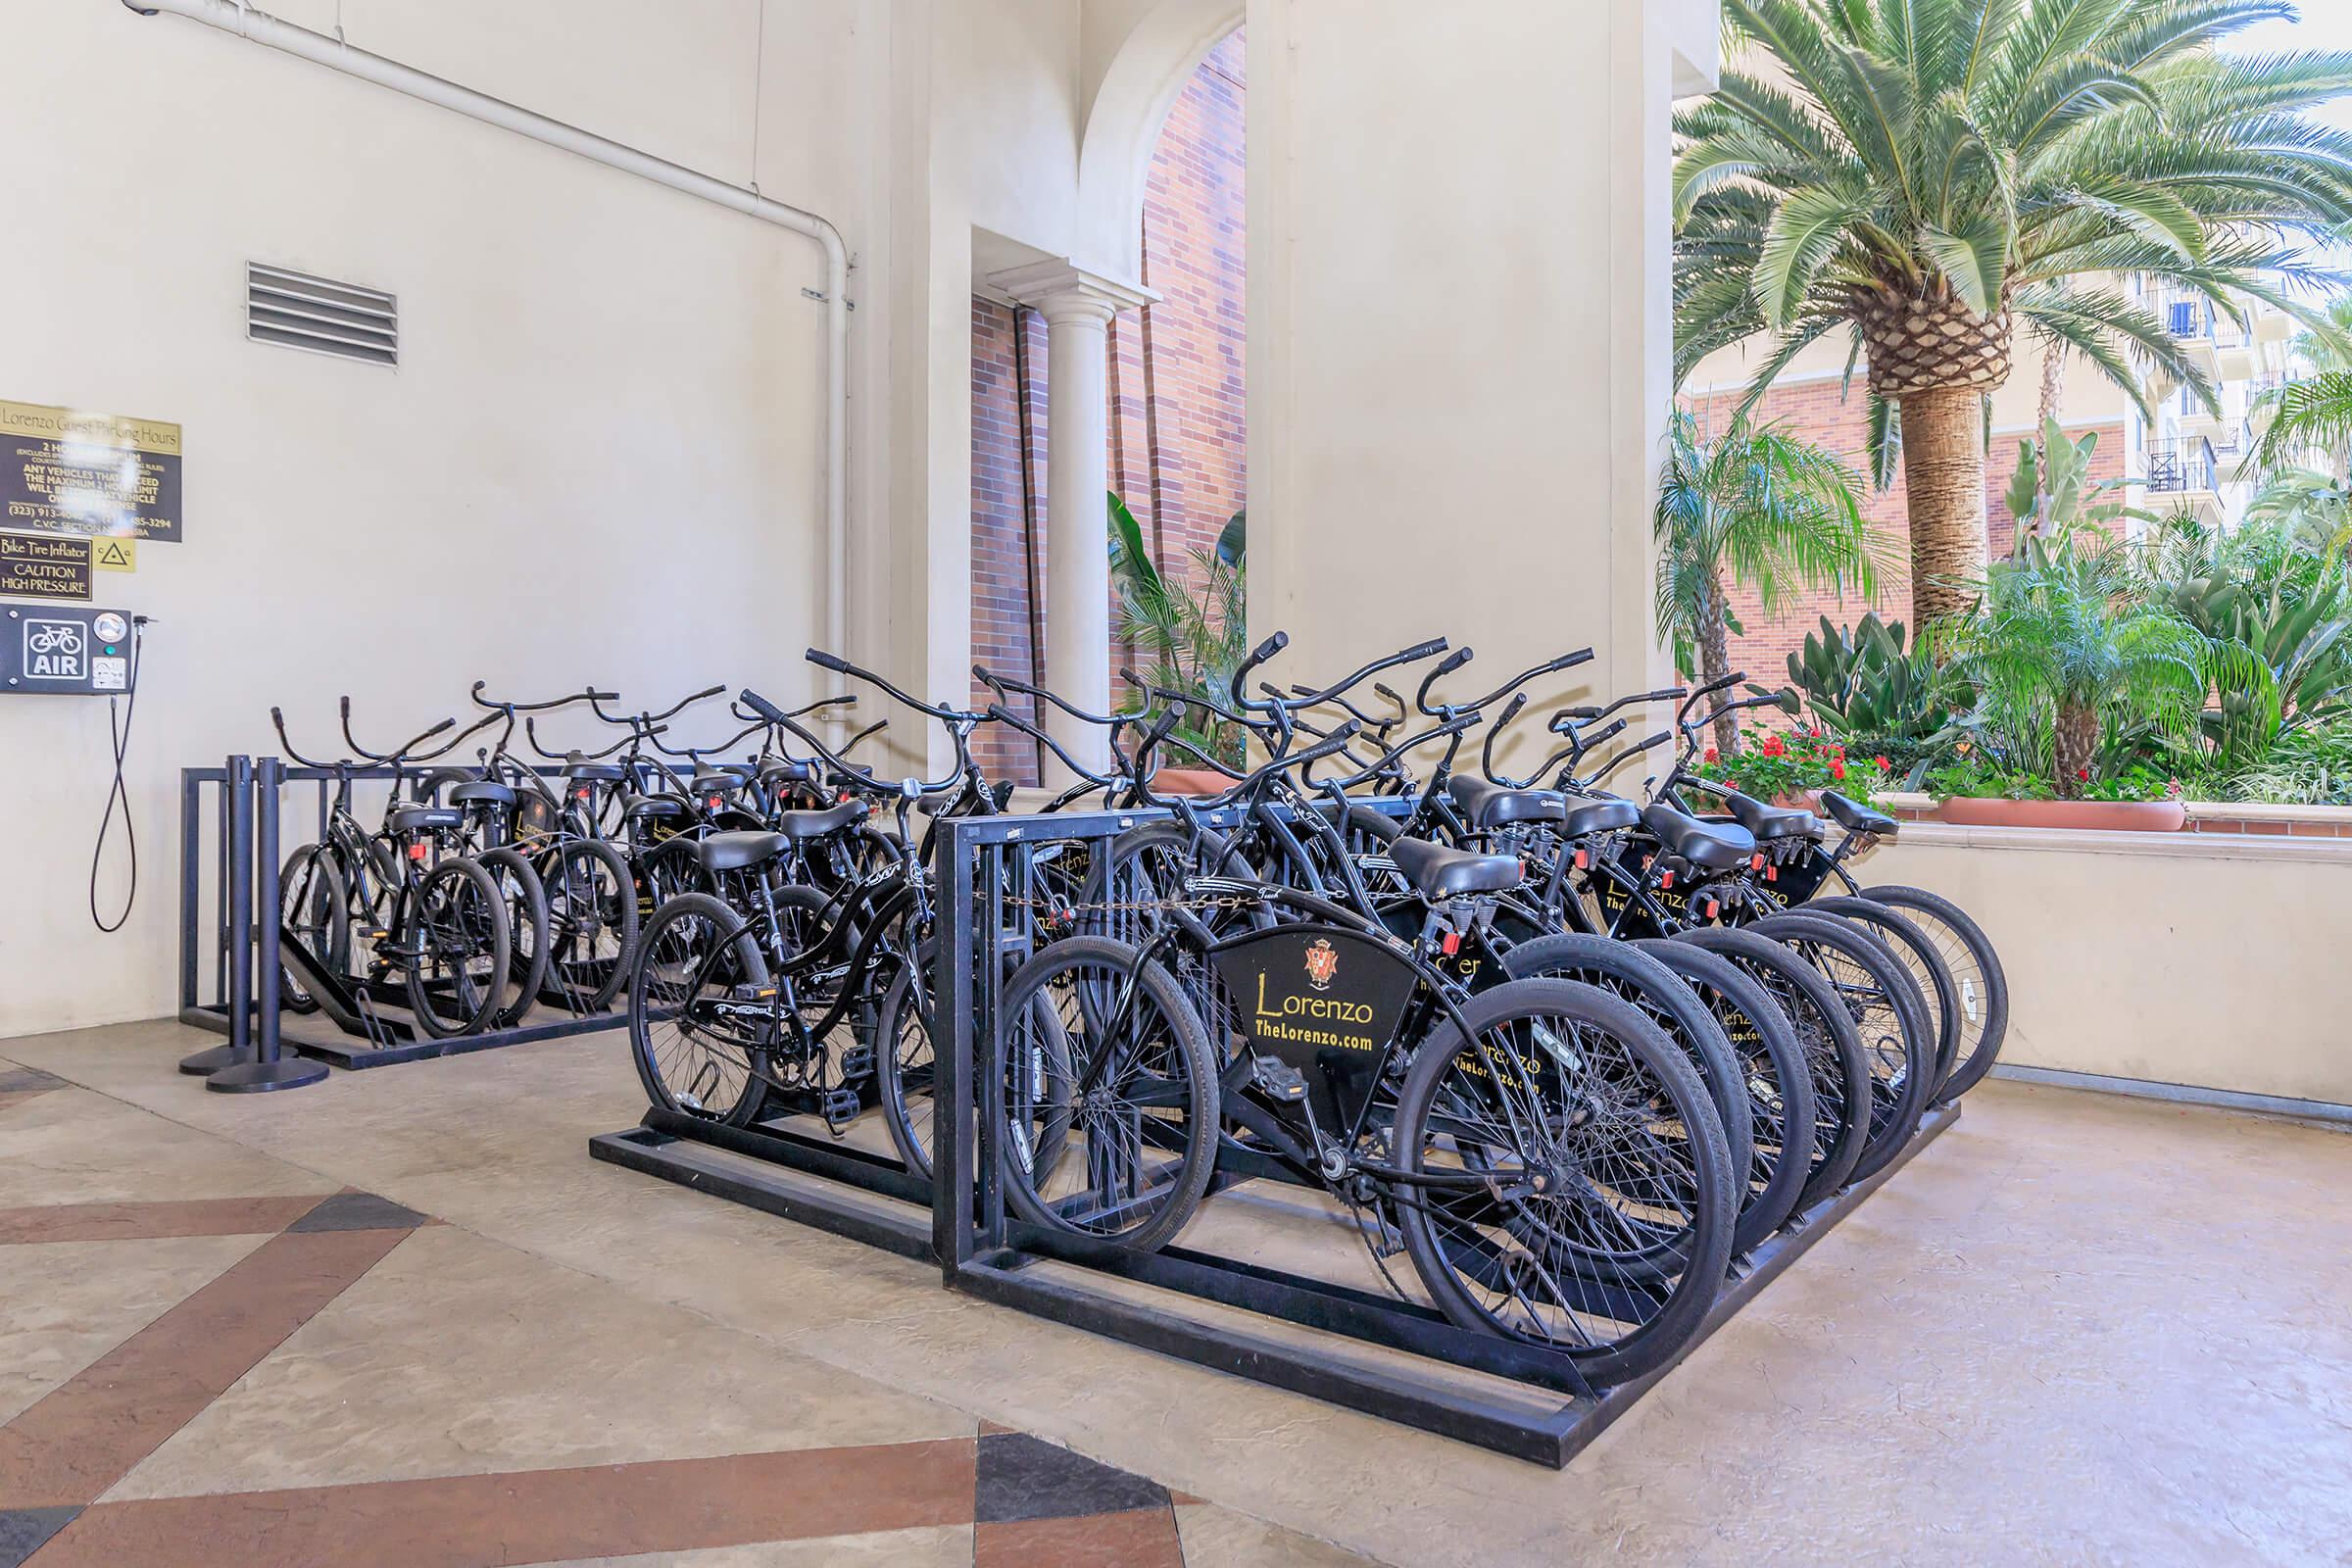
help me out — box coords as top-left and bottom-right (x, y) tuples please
(2077, 766), (2090, 781)
(1830, 760), (1847, 781)
(1703, 746), (1719, 763)
(1874, 755), (1891, 772)
(1761, 735), (1786, 758)
(1827, 743), (1845, 760)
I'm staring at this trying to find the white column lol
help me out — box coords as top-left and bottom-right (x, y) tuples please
(988, 260), (1154, 778)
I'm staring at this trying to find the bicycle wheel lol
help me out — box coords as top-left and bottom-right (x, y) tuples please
(1808, 895), (1960, 1092)
(478, 847), (551, 1030)
(1675, 926), (1870, 1214)
(996, 936), (1219, 1254)
(404, 858), (513, 1038)
(538, 839), (638, 1013)
(1749, 911), (1933, 1184)
(627, 892), (772, 1126)
(1395, 977), (1737, 1388)
(1497, 932), (1755, 1231)
(875, 934), (1073, 1187)
(1860, 884), (2009, 1102)
(1630, 938), (1816, 1250)
(278, 843), (350, 1015)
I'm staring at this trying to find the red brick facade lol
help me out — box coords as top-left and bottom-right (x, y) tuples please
(970, 31), (1247, 784)
(1686, 376), (2122, 695)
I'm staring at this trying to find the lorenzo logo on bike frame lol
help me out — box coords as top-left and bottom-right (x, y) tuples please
(1208, 925), (1419, 1073)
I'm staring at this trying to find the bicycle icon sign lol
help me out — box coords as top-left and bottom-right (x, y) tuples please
(24, 618), (86, 680)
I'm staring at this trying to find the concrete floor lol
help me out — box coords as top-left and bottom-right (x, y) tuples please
(5, 1020), (2351, 1567)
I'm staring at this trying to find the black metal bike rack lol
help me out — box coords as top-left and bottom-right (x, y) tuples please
(178, 757), (633, 1084)
(586, 802), (1959, 1465)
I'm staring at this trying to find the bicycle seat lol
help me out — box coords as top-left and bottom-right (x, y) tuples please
(1720, 791), (1823, 842)
(1388, 837), (1523, 900)
(691, 772), (746, 798)
(388, 806), (463, 835)
(1560, 797), (1641, 838)
(774, 801), (865, 839)
(564, 761), (627, 783)
(623, 795), (687, 820)
(759, 760), (812, 788)
(449, 780), (516, 808)
(697, 830), (790, 873)
(1446, 774), (1568, 829)
(1641, 804), (1754, 873)
(1818, 789), (1898, 837)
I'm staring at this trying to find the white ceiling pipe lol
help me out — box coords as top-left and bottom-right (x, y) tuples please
(121, 0), (852, 674)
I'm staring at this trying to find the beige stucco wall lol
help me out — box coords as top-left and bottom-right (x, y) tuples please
(1, 0), (897, 1036)
(1864, 827), (2352, 1105)
(1246, 0), (1696, 755)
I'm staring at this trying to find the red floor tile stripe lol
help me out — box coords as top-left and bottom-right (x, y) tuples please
(0, 1225), (410, 1509)
(31, 1440), (981, 1568)
(974, 1505), (1186, 1568)
(0, 1196), (328, 1247)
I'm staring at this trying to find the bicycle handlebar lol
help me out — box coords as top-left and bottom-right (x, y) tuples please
(593, 684), (725, 726)
(1414, 647), (1474, 715)
(808, 648), (979, 725)
(1262, 637), (1446, 715)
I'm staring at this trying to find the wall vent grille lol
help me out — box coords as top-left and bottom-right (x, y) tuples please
(246, 263), (398, 368)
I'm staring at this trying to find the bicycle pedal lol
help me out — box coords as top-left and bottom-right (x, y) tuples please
(728, 981), (779, 1002)
(1249, 1054), (1308, 1103)
(838, 1045), (875, 1082)
(819, 1086), (863, 1131)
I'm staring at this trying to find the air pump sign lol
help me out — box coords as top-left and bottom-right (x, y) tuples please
(2, 607), (136, 695)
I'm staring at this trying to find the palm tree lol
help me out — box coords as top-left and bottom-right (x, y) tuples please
(1656, 408), (1878, 755)
(1948, 536), (2211, 795)
(1675, 0), (2352, 623)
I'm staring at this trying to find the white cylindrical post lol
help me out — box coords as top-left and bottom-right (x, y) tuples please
(989, 261), (1155, 781)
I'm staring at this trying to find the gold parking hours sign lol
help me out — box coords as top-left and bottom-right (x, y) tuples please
(0, 401), (182, 542)
(0, 531), (94, 602)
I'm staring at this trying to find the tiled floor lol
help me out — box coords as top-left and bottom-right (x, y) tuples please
(4, 1024), (2352, 1566)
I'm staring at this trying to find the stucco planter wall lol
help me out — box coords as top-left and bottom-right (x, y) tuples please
(1936, 797), (2187, 832)
(1863, 823), (2352, 1109)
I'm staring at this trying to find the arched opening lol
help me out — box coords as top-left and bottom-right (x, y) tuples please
(969, 26), (1246, 784)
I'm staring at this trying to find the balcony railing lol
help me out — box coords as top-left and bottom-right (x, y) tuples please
(2145, 436), (2219, 494)
(2155, 294), (2216, 340)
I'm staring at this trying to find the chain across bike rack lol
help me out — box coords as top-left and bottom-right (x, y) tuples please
(178, 756), (639, 1081)
(587, 800), (1959, 1465)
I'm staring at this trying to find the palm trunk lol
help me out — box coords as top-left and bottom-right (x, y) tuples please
(2053, 700), (2098, 799)
(1698, 574), (1738, 757)
(1899, 383), (1988, 622)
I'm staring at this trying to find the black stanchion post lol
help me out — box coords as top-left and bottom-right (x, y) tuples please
(177, 769), (201, 1014)
(211, 756), (326, 1094)
(933, 817), (976, 1280)
(181, 758), (255, 1076)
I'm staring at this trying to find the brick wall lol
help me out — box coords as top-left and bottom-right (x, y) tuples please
(970, 31), (1247, 785)
(1685, 377), (2121, 699)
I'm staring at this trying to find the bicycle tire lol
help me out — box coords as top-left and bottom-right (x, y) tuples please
(1674, 926), (1871, 1214)
(628, 892), (772, 1127)
(536, 838), (639, 1013)
(1395, 976), (1737, 1388)
(405, 857), (513, 1038)
(1808, 894), (1961, 1092)
(1497, 932), (1755, 1224)
(1749, 910), (1933, 1184)
(1860, 884), (2009, 1102)
(1630, 937), (1816, 1250)
(995, 935), (1219, 1254)
(478, 847), (551, 1030)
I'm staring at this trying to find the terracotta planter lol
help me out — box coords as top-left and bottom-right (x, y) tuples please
(1152, 767), (1233, 797)
(1935, 796), (2185, 832)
